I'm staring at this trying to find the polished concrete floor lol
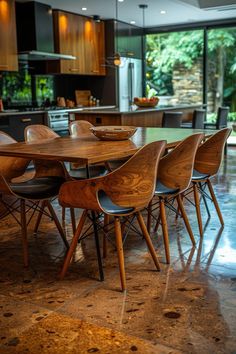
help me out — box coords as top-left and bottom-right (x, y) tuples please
(0, 147), (236, 353)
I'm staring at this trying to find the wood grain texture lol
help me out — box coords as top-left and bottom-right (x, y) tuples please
(53, 10), (106, 75)
(194, 128), (231, 176)
(0, 0), (18, 71)
(157, 133), (204, 193)
(0, 131), (29, 183)
(74, 106), (198, 127)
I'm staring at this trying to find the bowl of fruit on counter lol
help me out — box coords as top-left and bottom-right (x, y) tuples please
(133, 96), (159, 108)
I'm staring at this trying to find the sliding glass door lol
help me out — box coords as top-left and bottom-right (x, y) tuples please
(207, 27), (236, 119)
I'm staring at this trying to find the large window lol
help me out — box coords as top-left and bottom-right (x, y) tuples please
(1, 65), (32, 106)
(145, 25), (236, 127)
(146, 30), (204, 106)
(207, 27), (236, 119)
(0, 64), (54, 107)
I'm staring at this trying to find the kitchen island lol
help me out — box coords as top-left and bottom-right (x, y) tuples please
(70, 104), (203, 127)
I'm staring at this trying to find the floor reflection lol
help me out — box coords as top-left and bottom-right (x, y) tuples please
(0, 147), (235, 353)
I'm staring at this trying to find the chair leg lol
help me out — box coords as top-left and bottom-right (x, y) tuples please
(70, 208), (76, 234)
(45, 201), (69, 248)
(114, 217), (126, 292)
(176, 194), (196, 245)
(207, 179), (224, 226)
(154, 213), (161, 233)
(136, 211), (160, 271)
(147, 200), (152, 233)
(175, 193), (183, 220)
(59, 210), (88, 279)
(20, 199), (29, 267)
(159, 198), (170, 264)
(62, 206), (66, 224)
(91, 211), (104, 282)
(103, 214), (109, 258)
(33, 200), (46, 233)
(193, 183), (203, 237)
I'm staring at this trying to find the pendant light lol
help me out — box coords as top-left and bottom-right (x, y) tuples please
(113, 0), (122, 66)
(139, 4), (148, 28)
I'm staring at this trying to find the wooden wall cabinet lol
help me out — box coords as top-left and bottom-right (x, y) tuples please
(53, 11), (106, 76)
(0, 0), (18, 71)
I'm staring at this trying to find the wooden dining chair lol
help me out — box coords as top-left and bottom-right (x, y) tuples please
(162, 111), (183, 128)
(204, 106), (229, 155)
(58, 140), (166, 291)
(181, 109), (206, 129)
(184, 128), (231, 236)
(147, 133), (204, 264)
(0, 130), (68, 268)
(204, 106), (229, 130)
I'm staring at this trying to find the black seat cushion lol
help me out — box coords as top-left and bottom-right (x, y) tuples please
(192, 169), (210, 181)
(10, 176), (65, 200)
(97, 190), (134, 215)
(69, 165), (108, 179)
(155, 180), (180, 196)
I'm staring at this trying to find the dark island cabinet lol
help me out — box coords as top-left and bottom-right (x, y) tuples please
(0, 113), (45, 141)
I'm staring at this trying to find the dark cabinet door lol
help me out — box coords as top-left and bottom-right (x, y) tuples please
(0, 113), (45, 142)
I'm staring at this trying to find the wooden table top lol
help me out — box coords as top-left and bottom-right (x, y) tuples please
(0, 127), (215, 164)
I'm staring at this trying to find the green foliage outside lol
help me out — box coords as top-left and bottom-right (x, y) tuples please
(146, 28), (236, 113)
(1, 69), (32, 104)
(35, 76), (54, 106)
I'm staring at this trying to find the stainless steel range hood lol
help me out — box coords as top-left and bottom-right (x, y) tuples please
(16, 1), (76, 62)
(18, 51), (76, 61)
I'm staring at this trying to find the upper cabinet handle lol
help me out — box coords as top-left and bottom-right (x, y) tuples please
(21, 118), (32, 123)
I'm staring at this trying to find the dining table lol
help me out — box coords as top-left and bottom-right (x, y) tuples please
(0, 127), (215, 164)
(0, 126), (216, 282)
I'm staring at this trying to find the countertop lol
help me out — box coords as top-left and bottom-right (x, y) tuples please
(0, 104), (202, 117)
(72, 104), (202, 115)
(0, 105), (116, 117)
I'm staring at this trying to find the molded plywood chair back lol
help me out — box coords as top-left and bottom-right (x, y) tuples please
(0, 131), (30, 181)
(69, 120), (94, 137)
(194, 127), (231, 176)
(158, 133), (205, 193)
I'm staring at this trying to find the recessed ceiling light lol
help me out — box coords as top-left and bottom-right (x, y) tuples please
(130, 21), (136, 24)
(118, 0), (124, 2)
(160, 10), (166, 14)
(82, 7), (87, 11)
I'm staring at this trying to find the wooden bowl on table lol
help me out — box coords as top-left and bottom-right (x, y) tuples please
(91, 126), (137, 141)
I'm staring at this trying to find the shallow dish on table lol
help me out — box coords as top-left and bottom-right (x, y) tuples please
(91, 126), (137, 141)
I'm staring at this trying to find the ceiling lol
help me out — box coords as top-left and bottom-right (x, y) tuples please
(17, 0), (236, 28)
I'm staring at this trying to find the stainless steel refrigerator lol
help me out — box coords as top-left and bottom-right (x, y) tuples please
(118, 57), (143, 111)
